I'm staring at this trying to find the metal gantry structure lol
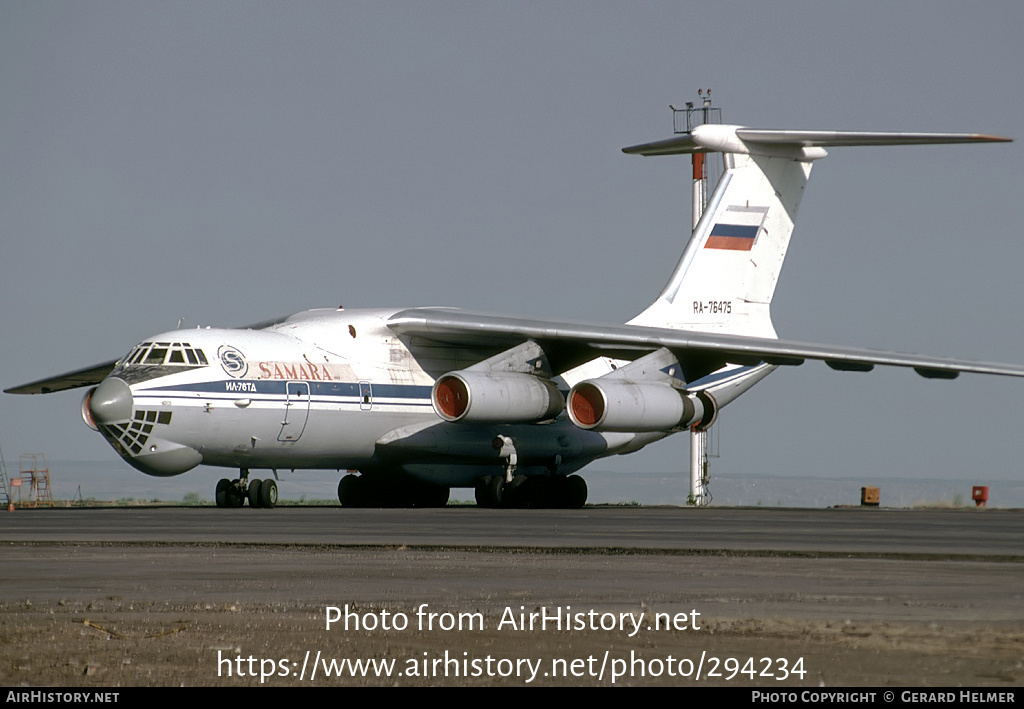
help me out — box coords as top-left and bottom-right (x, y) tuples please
(0, 444), (11, 509)
(12, 453), (54, 508)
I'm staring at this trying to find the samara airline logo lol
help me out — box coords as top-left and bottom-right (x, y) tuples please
(218, 345), (248, 378)
(257, 361), (334, 381)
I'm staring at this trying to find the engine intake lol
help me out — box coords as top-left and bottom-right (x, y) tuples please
(81, 387), (99, 431)
(432, 371), (564, 423)
(568, 379), (717, 432)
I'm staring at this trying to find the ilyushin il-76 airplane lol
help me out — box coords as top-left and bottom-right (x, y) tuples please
(8, 120), (1022, 509)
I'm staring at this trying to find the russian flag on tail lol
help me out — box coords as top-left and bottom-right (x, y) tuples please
(705, 205), (768, 251)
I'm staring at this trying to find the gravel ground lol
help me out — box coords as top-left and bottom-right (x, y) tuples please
(2, 545), (1022, 687)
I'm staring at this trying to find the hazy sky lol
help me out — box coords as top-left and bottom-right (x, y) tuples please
(2, 2), (1023, 498)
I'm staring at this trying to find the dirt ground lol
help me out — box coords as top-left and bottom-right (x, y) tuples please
(2, 544), (1022, 687)
(2, 600), (1022, 687)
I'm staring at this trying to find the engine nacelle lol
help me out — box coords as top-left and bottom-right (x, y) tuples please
(81, 387), (99, 431)
(567, 379), (717, 432)
(432, 371), (564, 423)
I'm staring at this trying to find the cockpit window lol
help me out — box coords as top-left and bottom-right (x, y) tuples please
(122, 342), (209, 367)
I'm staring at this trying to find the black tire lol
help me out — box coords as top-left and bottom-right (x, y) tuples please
(413, 482), (450, 508)
(502, 475), (529, 508)
(525, 476), (554, 508)
(247, 479), (263, 508)
(474, 475), (504, 508)
(557, 476), (588, 509)
(215, 479), (231, 508)
(225, 479), (246, 508)
(258, 479), (278, 509)
(474, 478), (491, 508)
(338, 475), (362, 507)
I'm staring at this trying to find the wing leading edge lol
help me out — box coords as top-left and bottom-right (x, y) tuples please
(5, 315), (292, 396)
(4, 360), (119, 395)
(387, 307), (1024, 382)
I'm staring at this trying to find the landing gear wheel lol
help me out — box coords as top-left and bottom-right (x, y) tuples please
(225, 479), (246, 508)
(247, 479), (263, 508)
(215, 478), (231, 508)
(338, 475), (363, 507)
(555, 475), (588, 509)
(488, 475), (506, 508)
(501, 475), (529, 508)
(413, 482), (450, 508)
(475, 475), (505, 508)
(258, 479), (278, 509)
(474, 478), (490, 508)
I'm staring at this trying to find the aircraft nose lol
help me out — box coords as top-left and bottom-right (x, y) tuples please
(88, 377), (133, 424)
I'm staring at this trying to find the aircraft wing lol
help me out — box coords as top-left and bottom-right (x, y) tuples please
(387, 307), (1024, 381)
(5, 360), (119, 395)
(5, 313), (295, 396)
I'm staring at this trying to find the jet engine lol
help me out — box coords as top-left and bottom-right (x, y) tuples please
(567, 379), (717, 432)
(81, 387), (99, 431)
(432, 371), (564, 423)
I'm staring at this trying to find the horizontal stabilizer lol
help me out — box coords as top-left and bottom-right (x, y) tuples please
(735, 129), (1012, 147)
(623, 125), (1011, 156)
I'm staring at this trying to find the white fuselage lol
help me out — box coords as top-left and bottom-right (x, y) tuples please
(95, 307), (765, 486)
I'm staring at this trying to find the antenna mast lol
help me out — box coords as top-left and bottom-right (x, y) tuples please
(671, 89), (722, 507)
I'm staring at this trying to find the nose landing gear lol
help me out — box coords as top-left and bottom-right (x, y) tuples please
(215, 469), (277, 508)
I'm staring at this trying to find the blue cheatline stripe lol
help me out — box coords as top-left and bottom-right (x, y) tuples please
(142, 379), (434, 400)
(710, 223), (758, 238)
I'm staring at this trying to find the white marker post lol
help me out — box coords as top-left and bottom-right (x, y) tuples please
(687, 92), (714, 507)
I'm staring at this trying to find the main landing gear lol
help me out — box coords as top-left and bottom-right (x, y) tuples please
(337, 473), (450, 508)
(474, 434), (587, 509)
(215, 469), (277, 509)
(475, 474), (588, 509)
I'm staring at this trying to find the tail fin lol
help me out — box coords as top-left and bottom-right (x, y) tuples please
(626, 126), (1009, 338)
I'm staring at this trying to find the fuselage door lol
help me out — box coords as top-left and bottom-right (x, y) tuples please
(359, 381), (372, 411)
(278, 381), (310, 442)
